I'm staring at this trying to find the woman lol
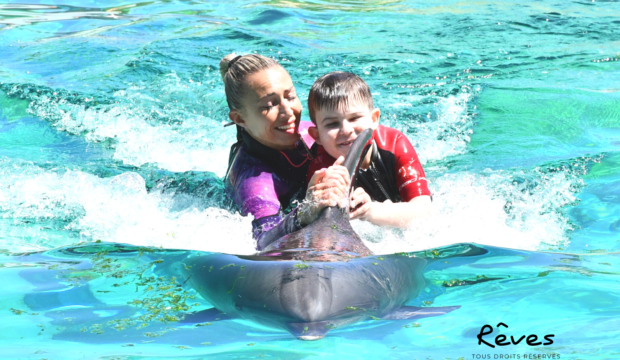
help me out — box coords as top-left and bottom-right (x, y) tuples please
(220, 53), (348, 250)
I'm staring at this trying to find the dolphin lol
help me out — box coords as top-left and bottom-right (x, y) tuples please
(182, 129), (462, 340)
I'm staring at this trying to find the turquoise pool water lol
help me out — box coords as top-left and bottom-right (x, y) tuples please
(1, 0), (619, 358)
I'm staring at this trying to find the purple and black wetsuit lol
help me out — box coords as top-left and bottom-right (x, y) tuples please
(225, 122), (315, 250)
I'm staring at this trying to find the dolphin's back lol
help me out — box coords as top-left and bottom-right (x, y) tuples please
(259, 206), (372, 261)
(183, 253), (427, 337)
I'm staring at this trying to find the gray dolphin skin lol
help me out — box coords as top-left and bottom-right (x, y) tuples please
(182, 129), (460, 340)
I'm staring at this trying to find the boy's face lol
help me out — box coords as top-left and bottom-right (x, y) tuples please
(309, 100), (380, 159)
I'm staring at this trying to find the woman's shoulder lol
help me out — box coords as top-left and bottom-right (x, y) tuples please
(227, 144), (276, 185)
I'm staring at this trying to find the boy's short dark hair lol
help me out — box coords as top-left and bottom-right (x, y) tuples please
(307, 71), (374, 124)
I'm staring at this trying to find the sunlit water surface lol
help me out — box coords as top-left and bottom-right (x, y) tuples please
(1, 0), (619, 359)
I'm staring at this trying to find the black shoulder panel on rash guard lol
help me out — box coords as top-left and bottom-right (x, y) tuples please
(355, 141), (402, 203)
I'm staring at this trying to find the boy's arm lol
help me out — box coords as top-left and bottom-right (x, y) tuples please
(349, 129), (433, 227)
(306, 145), (337, 185)
(366, 195), (432, 227)
(350, 187), (432, 227)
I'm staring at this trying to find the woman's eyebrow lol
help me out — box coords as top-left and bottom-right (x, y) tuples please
(257, 92), (276, 102)
(257, 86), (295, 101)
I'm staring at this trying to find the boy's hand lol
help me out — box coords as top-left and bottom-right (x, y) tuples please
(300, 156), (350, 225)
(349, 187), (373, 221)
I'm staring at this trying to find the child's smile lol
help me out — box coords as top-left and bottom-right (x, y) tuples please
(337, 138), (355, 149)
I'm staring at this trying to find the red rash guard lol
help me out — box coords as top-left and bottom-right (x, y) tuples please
(307, 125), (431, 203)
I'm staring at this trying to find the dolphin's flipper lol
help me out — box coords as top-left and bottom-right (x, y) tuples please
(285, 321), (333, 341)
(180, 307), (231, 324)
(381, 305), (460, 320)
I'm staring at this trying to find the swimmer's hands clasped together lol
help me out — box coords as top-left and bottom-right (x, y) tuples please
(298, 156), (349, 226)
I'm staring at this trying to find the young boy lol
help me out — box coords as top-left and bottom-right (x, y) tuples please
(306, 71), (432, 227)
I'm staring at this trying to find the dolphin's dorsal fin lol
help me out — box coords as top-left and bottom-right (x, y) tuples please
(316, 128), (373, 224)
(341, 128), (374, 211)
(342, 128), (374, 193)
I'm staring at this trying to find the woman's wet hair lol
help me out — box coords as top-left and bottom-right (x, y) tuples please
(220, 53), (281, 110)
(307, 71), (374, 124)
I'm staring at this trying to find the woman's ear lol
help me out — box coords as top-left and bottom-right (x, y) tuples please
(371, 108), (381, 129)
(308, 126), (322, 146)
(229, 110), (246, 128)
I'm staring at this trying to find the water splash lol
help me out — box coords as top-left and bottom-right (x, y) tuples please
(0, 4), (129, 29)
(355, 166), (582, 254)
(8, 72), (234, 175)
(383, 90), (476, 165)
(415, 92), (475, 163)
(0, 159), (255, 254)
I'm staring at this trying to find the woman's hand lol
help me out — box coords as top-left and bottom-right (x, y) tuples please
(349, 187), (373, 221)
(298, 156), (350, 225)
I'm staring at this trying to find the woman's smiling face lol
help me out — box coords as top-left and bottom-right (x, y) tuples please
(231, 66), (302, 150)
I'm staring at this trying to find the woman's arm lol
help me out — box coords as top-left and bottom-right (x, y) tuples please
(254, 208), (303, 250)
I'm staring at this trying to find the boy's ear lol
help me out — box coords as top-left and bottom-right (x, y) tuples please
(229, 110), (246, 128)
(308, 126), (322, 145)
(371, 108), (381, 129)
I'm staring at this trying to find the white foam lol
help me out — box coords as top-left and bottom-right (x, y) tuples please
(19, 73), (234, 176)
(354, 169), (580, 254)
(4, 83), (581, 255)
(0, 161), (256, 254)
(411, 92), (474, 164)
(0, 158), (580, 255)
